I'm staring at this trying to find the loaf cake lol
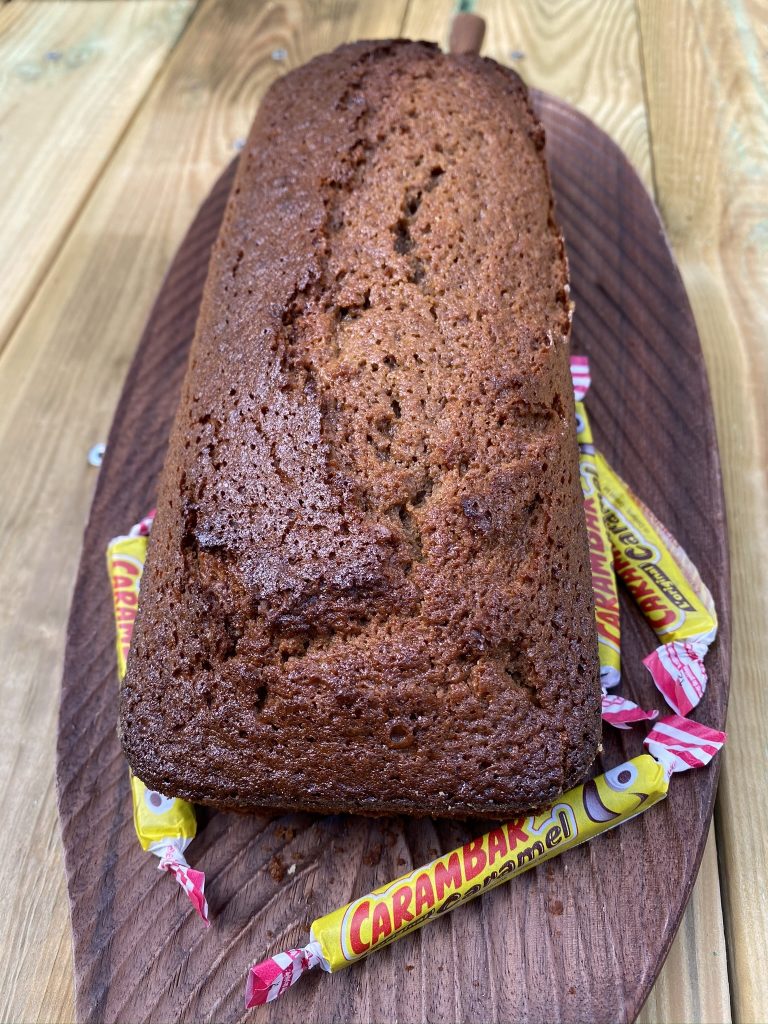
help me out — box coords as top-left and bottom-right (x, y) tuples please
(119, 40), (601, 819)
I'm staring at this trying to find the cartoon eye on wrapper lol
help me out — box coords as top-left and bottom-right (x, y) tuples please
(582, 761), (646, 823)
(144, 790), (176, 816)
(604, 763), (638, 791)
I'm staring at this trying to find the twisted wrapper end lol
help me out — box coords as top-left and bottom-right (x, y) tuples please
(644, 714), (726, 778)
(601, 689), (659, 730)
(157, 842), (210, 926)
(643, 637), (713, 716)
(245, 941), (325, 1007)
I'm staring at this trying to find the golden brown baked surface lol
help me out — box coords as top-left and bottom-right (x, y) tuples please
(119, 39), (601, 818)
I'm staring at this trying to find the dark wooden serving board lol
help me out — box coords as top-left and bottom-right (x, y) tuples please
(58, 93), (730, 1024)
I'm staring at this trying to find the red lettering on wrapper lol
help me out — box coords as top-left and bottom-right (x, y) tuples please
(349, 901), (371, 955)
(462, 837), (487, 880)
(584, 502), (610, 558)
(414, 873), (435, 915)
(596, 607), (621, 646)
(371, 902), (392, 945)
(487, 828), (508, 866)
(112, 559), (140, 577)
(116, 625), (133, 657)
(614, 556), (639, 582)
(434, 852), (463, 900)
(506, 819), (529, 850)
(614, 558), (678, 631)
(639, 593), (677, 626)
(630, 578), (656, 602)
(391, 886), (413, 930)
(110, 575), (136, 590)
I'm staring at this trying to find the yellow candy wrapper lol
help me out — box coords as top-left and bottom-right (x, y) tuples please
(577, 402), (621, 688)
(572, 358), (621, 688)
(595, 453), (718, 716)
(130, 774), (197, 853)
(572, 357), (659, 729)
(578, 404), (664, 729)
(246, 755), (668, 1005)
(107, 534), (145, 679)
(107, 515), (209, 924)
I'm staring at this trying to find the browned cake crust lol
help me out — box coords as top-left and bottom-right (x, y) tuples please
(120, 40), (601, 819)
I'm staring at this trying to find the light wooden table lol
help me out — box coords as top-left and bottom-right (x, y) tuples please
(0, 2), (764, 1022)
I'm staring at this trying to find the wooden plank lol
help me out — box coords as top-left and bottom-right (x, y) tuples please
(402, 4), (731, 1023)
(637, 827), (730, 1024)
(402, 0), (653, 189)
(0, 0), (196, 356)
(0, 4), (410, 1022)
(637, 2), (768, 1021)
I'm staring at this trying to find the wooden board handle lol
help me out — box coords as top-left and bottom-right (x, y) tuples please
(449, 12), (486, 55)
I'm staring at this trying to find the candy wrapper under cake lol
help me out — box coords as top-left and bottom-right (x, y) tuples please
(596, 454), (718, 716)
(246, 722), (725, 1007)
(571, 356), (621, 689)
(571, 355), (718, 723)
(107, 513), (209, 925)
(571, 358), (658, 729)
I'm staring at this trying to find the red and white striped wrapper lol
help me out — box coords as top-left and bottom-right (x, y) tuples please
(570, 354), (591, 402)
(601, 689), (659, 730)
(643, 640), (709, 718)
(128, 508), (156, 537)
(157, 840), (210, 926)
(246, 941), (325, 1006)
(643, 714), (726, 777)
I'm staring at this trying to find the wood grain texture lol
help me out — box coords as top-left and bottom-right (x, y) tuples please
(637, 3), (768, 1021)
(0, 0), (196, 355)
(0, 3), (407, 1023)
(58, 96), (730, 1024)
(637, 824), (730, 1024)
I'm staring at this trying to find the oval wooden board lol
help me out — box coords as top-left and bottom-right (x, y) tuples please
(58, 92), (730, 1024)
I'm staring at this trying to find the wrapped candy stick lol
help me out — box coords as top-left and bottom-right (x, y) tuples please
(107, 514), (209, 925)
(595, 454), (718, 716)
(571, 356), (621, 689)
(245, 726), (723, 1007)
(572, 356), (717, 717)
(571, 357), (658, 728)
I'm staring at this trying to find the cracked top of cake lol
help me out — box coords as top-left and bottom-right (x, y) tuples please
(120, 40), (601, 818)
